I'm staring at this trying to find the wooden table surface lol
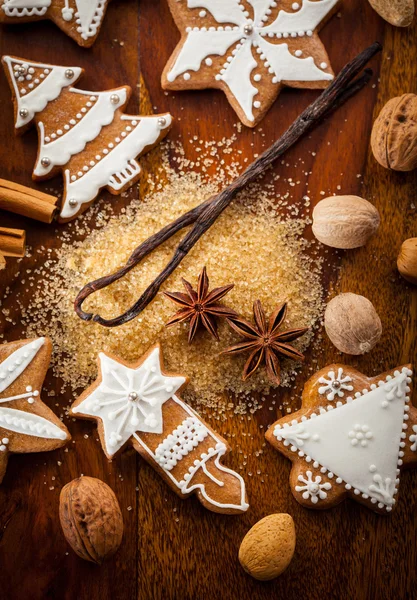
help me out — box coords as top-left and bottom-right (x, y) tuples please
(0, 1), (416, 599)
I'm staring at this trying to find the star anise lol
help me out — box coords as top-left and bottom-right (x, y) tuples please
(221, 300), (309, 385)
(164, 267), (237, 343)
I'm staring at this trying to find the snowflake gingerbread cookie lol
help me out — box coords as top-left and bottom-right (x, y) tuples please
(70, 344), (249, 514)
(0, 1), (111, 47)
(266, 364), (417, 514)
(2, 55), (173, 222)
(0, 337), (70, 484)
(162, 0), (340, 127)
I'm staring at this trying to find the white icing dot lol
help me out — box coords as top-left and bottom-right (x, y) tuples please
(253, 101), (261, 109)
(295, 50), (303, 57)
(292, 2), (300, 8)
(183, 72), (191, 80)
(254, 74), (261, 82)
(205, 58), (213, 66)
(199, 10), (206, 17)
(320, 62), (328, 69)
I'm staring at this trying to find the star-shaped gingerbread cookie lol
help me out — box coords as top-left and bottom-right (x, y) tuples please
(162, 0), (340, 127)
(0, 1), (111, 47)
(266, 364), (416, 514)
(71, 344), (249, 514)
(0, 337), (70, 483)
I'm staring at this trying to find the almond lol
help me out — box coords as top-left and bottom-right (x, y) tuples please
(59, 476), (123, 564)
(368, 0), (414, 27)
(238, 514), (296, 581)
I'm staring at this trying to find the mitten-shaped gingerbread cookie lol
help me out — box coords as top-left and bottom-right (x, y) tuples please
(162, 0), (340, 127)
(0, 337), (70, 483)
(70, 344), (249, 514)
(0, 1), (111, 47)
(266, 364), (416, 514)
(2, 55), (172, 221)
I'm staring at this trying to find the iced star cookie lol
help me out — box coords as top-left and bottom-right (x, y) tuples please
(70, 345), (249, 514)
(0, 337), (70, 483)
(162, 0), (340, 127)
(0, 1), (111, 47)
(2, 55), (173, 221)
(266, 364), (416, 514)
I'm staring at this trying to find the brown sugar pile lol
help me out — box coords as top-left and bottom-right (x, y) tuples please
(17, 141), (324, 417)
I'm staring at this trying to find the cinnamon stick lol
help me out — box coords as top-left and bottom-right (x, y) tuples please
(0, 227), (26, 257)
(75, 43), (382, 328)
(0, 179), (58, 223)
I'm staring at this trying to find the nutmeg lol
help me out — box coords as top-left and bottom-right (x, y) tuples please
(397, 238), (417, 284)
(324, 293), (382, 355)
(371, 94), (417, 171)
(368, 0), (414, 27)
(238, 514), (296, 581)
(312, 195), (380, 249)
(59, 476), (123, 564)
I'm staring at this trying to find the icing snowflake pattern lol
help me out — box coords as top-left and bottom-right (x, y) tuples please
(295, 470), (331, 503)
(72, 348), (186, 456)
(348, 424), (373, 448)
(318, 368), (353, 401)
(165, 0), (338, 125)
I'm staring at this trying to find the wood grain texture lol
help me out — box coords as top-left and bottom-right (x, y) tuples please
(0, 1), (416, 599)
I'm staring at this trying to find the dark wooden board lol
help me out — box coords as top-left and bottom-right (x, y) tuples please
(0, 1), (416, 599)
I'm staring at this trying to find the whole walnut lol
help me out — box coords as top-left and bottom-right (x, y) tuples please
(371, 93), (417, 171)
(59, 476), (124, 564)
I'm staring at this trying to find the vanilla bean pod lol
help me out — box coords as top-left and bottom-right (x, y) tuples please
(75, 43), (381, 327)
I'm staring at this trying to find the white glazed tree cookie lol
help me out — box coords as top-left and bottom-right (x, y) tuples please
(162, 0), (340, 127)
(0, 0), (111, 47)
(2, 55), (173, 222)
(70, 344), (249, 515)
(266, 363), (417, 514)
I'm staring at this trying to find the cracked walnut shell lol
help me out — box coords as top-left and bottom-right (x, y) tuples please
(59, 476), (123, 564)
(371, 94), (417, 171)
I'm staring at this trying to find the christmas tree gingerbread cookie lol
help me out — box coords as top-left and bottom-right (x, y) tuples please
(0, 1), (111, 47)
(70, 344), (249, 514)
(162, 0), (340, 127)
(266, 364), (416, 514)
(2, 55), (173, 221)
(0, 337), (70, 484)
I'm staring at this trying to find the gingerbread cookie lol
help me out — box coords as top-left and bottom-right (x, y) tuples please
(0, 337), (70, 483)
(0, 1), (111, 47)
(162, 0), (340, 127)
(2, 55), (173, 221)
(266, 364), (416, 514)
(70, 344), (249, 514)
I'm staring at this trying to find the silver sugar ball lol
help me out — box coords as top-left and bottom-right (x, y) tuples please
(65, 69), (74, 79)
(157, 117), (167, 127)
(68, 198), (78, 208)
(19, 108), (29, 118)
(40, 157), (51, 167)
(128, 391), (138, 402)
(110, 94), (120, 105)
(243, 23), (253, 35)
(17, 65), (27, 76)
(331, 380), (341, 389)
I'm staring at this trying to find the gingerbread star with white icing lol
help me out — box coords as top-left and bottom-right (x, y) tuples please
(162, 0), (340, 127)
(0, 1), (111, 48)
(71, 345), (249, 514)
(0, 337), (70, 484)
(266, 364), (417, 514)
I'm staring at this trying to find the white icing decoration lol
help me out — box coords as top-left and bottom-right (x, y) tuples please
(155, 416), (208, 470)
(133, 394), (249, 512)
(0, 337), (44, 394)
(3, 56), (82, 129)
(167, 0), (336, 122)
(275, 367), (413, 510)
(72, 347), (185, 456)
(274, 422), (310, 447)
(0, 338), (67, 442)
(33, 88), (127, 176)
(295, 470), (331, 503)
(2, 0), (50, 17)
(60, 114), (172, 219)
(0, 407), (67, 440)
(410, 425), (417, 452)
(318, 368), (353, 401)
(74, 0), (108, 40)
